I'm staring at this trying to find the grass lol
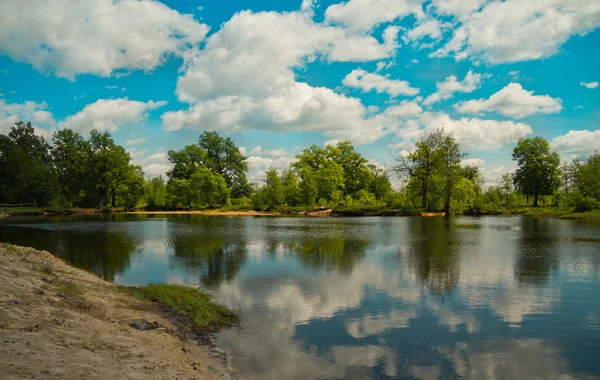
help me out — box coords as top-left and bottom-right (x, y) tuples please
(39, 259), (55, 274)
(0, 242), (23, 254)
(558, 209), (600, 219)
(129, 284), (239, 333)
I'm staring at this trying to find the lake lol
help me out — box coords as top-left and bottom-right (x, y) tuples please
(1, 215), (599, 379)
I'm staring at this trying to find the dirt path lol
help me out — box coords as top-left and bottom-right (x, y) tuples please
(0, 244), (238, 379)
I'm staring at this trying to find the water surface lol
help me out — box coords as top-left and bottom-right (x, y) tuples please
(1, 215), (599, 379)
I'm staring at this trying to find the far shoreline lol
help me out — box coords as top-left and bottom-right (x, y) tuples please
(2, 207), (599, 220)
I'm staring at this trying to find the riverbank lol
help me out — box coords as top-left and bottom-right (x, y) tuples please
(2, 206), (600, 220)
(0, 244), (240, 379)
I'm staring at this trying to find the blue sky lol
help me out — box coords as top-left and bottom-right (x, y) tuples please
(0, 0), (599, 185)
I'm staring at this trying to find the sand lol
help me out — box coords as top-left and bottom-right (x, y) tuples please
(0, 244), (239, 379)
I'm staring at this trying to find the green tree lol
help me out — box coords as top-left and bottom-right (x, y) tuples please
(281, 169), (301, 206)
(394, 130), (444, 209)
(575, 152), (600, 208)
(198, 131), (250, 197)
(367, 164), (392, 200)
(315, 160), (345, 202)
(118, 165), (146, 209)
(167, 178), (192, 208)
(499, 173), (514, 207)
(512, 137), (561, 207)
(89, 130), (132, 207)
(326, 142), (371, 195)
(52, 129), (92, 206)
(190, 167), (230, 208)
(299, 166), (318, 206)
(0, 122), (60, 206)
(146, 175), (167, 208)
(440, 133), (466, 213)
(262, 168), (284, 209)
(292, 145), (329, 171)
(167, 144), (207, 180)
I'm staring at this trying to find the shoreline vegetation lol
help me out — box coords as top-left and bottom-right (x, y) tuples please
(2, 206), (600, 220)
(1, 122), (599, 220)
(0, 243), (240, 379)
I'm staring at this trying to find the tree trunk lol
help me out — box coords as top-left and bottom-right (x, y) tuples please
(98, 191), (105, 208)
(533, 193), (539, 207)
(421, 179), (428, 209)
(111, 192), (116, 208)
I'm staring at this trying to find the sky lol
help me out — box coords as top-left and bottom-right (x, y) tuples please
(0, 0), (599, 186)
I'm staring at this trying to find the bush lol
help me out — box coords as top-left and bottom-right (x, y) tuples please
(575, 196), (600, 212)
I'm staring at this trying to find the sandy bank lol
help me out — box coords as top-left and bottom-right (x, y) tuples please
(0, 244), (238, 379)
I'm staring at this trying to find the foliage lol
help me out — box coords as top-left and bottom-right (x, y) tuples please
(146, 176), (167, 208)
(512, 137), (561, 207)
(393, 129), (445, 209)
(262, 168), (284, 209)
(0, 122), (61, 207)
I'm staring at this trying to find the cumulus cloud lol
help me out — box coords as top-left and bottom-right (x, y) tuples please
(455, 83), (562, 118)
(430, 0), (488, 19)
(175, 10), (399, 103)
(0, 0), (209, 79)
(432, 0), (600, 63)
(391, 111), (531, 155)
(461, 158), (486, 167)
(163, 9), (406, 145)
(325, 0), (424, 32)
(342, 69), (420, 97)
(129, 150), (171, 178)
(0, 99), (56, 137)
(550, 129), (600, 156)
(423, 70), (484, 105)
(402, 19), (449, 44)
(384, 100), (423, 117)
(580, 81), (599, 89)
(60, 98), (167, 134)
(422, 112), (532, 149)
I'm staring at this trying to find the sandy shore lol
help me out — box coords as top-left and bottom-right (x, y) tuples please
(0, 244), (238, 379)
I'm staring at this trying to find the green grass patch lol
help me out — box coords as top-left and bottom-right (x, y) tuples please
(558, 209), (600, 219)
(130, 284), (239, 333)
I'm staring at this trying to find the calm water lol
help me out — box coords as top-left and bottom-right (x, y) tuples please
(1, 215), (599, 379)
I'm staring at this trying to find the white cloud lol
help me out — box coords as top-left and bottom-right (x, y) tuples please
(0, 0), (209, 79)
(0, 99), (56, 137)
(325, 0), (424, 32)
(129, 150), (171, 178)
(126, 138), (146, 145)
(550, 129), (600, 156)
(455, 83), (562, 118)
(433, 0), (600, 63)
(342, 69), (420, 97)
(580, 81), (599, 89)
(249, 146), (290, 157)
(430, 0), (488, 19)
(175, 11), (398, 104)
(163, 8), (412, 147)
(421, 112), (533, 149)
(247, 155), (296, 172)
(402, 19), (448, 43)
(384, 100), (423, 117)
(461, 158), (486, 167)
(423, 70), (484, 105)
(60, 98), (167, 134)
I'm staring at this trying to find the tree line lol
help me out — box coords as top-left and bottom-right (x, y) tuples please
(1, 120), (598, 213)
